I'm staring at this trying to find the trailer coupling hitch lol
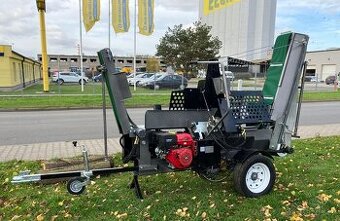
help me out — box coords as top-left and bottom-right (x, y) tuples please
(12, 141), (94, 196)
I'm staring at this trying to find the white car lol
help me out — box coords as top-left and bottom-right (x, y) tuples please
(138, 73), (164, 86)
(52, 72), (89, 85)
(225, 71), (235, 80)
(128, 73), (154, 86)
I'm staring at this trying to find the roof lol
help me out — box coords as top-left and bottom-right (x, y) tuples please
(307, 48), (340, 53)
(12, 50), (41, 65)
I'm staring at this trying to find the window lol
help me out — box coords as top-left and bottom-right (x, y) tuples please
(163, 76), (171, 81)
(174, 75), (181, 80)
(50, 57), (57, 62)
(90, 58), (97, 62)
(60, 58), (68, 62)
(71, 58), (78, 62)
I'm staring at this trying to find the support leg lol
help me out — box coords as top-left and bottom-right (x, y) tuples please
(129, 174), (143, 199)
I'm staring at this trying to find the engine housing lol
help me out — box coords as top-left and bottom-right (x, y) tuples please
(153, 132), (196, 169)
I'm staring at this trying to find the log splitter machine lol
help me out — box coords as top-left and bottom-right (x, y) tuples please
(12, 32), (309, 198)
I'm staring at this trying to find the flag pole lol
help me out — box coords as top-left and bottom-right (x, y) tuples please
(102, 0), (110, 160)
(79, 0), (84, 92)
(133, 0), (137, 91)
(108, 0), (111, 49)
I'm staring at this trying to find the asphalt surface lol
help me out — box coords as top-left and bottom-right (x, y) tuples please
(1, 102), (340, 146)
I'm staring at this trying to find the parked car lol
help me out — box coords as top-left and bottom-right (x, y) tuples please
(52, 72), (89, 85)
(92, 74), (102, 82)
(325, 75), (336, 85)
(138, 73), (165, 86)
(128, 73), (154, 86)
(127, 73), (135, 78)
(93, 72), (127, 82)
(225, 71), (235, 80)
(305, 76), (319, 82)
(143, 74), (188, 89)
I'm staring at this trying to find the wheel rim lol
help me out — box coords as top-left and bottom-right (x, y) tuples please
(245, 162), (270, 193)
(70, 180), (83, 193)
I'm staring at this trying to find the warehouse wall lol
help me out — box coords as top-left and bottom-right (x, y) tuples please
(306, 49), (340, 81)
(199, 0), (277, 61)
(0, 45), (41, 91)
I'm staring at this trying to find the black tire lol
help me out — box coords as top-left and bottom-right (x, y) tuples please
(57, 79), (64, 85)
(79, 79), (86, 85)
(233, 154), (275, 197)
(67, 177), (86, 195)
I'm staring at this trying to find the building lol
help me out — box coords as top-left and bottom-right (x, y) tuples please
(0, 45), (41, 91)
(305, 48), (340, 81)
(199, 0), (277, 61)
(37, 54), (164, 72)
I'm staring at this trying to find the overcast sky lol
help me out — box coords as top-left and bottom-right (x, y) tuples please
(0, 0), (339, 59)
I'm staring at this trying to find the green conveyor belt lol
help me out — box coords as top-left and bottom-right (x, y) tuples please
(262, 32), (292, 105)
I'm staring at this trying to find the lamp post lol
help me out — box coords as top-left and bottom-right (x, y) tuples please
(36, 0), (49, 92)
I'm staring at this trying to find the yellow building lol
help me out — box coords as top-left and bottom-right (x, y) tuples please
(0, 45), (42, 91)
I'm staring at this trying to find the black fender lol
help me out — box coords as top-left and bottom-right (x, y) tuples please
(233, 150), (274, 164)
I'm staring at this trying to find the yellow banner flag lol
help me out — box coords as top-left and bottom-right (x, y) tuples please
(138, 0), (154, 36)
(203, 0), (241, 15)
(82, 0), (101, 32)
(112, 0), (130, 33)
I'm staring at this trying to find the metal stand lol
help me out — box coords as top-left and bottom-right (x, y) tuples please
(102, 76), (109, 160)
(293, 61), (307, 137)
(129, 174), (143, 199)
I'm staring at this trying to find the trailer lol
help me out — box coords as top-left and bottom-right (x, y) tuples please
(12, 32), (309, 198)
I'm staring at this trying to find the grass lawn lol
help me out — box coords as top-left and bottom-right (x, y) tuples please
(0, 136), (339, 220)
(0, 83), (172, 95)
(0, 83), (340, 110)
(0, 95), (171, 109)
(0, 84), (172, 109)
(303, 91), (340, 101)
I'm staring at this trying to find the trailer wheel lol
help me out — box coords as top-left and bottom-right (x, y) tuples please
(67, 178), (86, 195)
(233, 154), (275, 197)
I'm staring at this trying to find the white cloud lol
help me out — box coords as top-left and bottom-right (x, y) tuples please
(278, 0), (340, 13)
(156, 1), (198, 12)
(0, 0), (199, 58)
(0, 0), (338, 58)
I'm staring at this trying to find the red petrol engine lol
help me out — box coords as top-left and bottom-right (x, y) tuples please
(164, 133), (196, 169)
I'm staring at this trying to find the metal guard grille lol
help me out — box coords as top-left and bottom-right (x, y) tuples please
(229, 91), (271, 124)
(169, 91), (185, 110)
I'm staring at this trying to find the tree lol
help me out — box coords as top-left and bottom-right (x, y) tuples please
(146, 57), (160, 72)
(156, 21), (222, 75)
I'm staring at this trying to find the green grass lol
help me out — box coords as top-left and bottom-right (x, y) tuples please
(0, 137), (339, 220)
(0, 95), (170, 109)
(0, 84), (172, 109)
(1, 83), (340, 110)
(303, 91), (340, 101)
(0, 83), (172, 95)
